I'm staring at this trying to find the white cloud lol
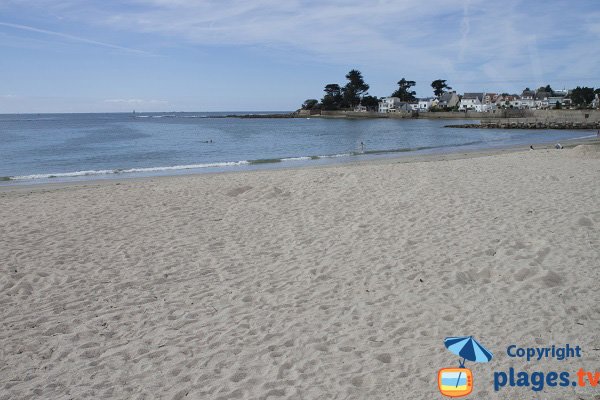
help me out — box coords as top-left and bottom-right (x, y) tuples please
(49, 1), (592, 85)
(458, 0), (471, 61)
(0, 21), (150, 54)
(2, 0), (599, 95)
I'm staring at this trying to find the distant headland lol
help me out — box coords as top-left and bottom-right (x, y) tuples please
(289, 69), (600, 128)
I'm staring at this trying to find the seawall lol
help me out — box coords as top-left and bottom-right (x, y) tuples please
(300, 109), (600, 123)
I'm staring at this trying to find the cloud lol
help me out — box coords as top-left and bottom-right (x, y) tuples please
(36, 1), (592, 84)
(459, 0), (471, 61)
(0, 21), (150, 54)
(2, 0), (599, 95)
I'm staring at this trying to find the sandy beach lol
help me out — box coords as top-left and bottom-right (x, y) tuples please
(1, 143), (599, 399)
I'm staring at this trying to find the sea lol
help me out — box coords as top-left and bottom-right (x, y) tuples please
(0, 112), (593, 185)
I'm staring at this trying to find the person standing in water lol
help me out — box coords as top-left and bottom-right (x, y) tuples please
(360, 141), (365, 153)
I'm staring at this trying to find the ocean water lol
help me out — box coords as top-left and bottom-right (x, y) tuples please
(0, 112), (591, 184)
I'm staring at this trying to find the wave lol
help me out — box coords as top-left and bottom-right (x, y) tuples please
(350, 141), (485, 156)
(5, 141), (487, 182)
(133, 115), (177, 119)
(0, 117), (60, 122)
(569, 134), (598, 140)
(9, 161), (250, 181)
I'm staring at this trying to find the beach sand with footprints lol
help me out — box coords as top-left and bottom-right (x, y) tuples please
(1, 143), (599, 399)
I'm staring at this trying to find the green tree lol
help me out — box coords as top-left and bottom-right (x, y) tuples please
(554, 101), (562, 109)
(537, 85), (555, 96)
(392, 78), (417, 102)
(431, 79), (452, 97)
(324, 84), (342, 97)
(302, 99), (319, 110)
(360, 95), (380, 111)
(570, 87), (595, 106)
(342, 69), (370, 109)
(321, 84), (343, 110)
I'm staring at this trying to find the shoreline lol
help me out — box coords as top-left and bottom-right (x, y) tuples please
(2, 136), (598, 193)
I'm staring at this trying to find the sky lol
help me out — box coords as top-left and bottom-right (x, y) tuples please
(1, 0), (599, 113)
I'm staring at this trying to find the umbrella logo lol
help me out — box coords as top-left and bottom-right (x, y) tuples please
(438, 336), (493, 397)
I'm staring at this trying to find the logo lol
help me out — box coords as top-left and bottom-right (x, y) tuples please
(493, 344), (598, 393)
(438, 368), (473, 397)
(438, 336), (493, 397)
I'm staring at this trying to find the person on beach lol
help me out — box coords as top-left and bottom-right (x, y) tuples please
(555, 143), (563, 149)
(530, 145), (534, 150)
(360, 142), (365, 153)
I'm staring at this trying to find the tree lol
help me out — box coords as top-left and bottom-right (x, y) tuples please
(324, 84), (342, 97)
(360, 95), (380, 111)
(537, 85), (555, 96)
(570, 86), (595, 106)
(342, 69), (370, 109)
(321, 84), (343, 110)
(392, 78), (417, 102)
(302, 99), (319, 110)
(554, 101), (562, 109)
(431, 79), (452, 97)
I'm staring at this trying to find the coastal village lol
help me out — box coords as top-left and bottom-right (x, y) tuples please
(298, 70), (600, 117)
(372, 88), (600, 114)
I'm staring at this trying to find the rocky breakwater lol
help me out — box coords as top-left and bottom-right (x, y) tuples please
(445, 121), (600, 130)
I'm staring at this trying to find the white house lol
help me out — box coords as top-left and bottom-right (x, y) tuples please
(509, 98), (524, 109)
(378, 97), (412, 113)
(378, 97), (401, 113)
(535, 92), (550, 109)
(458, 93), (484, 111)
(592, 94), (599, 109)
(482, 103), (497, 112)
(547, 96), (571, 108)
(519, 90), (536, 109)
(554, 89), (569, 97)
(418, 98), (436, 111)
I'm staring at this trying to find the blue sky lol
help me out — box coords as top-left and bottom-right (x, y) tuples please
(1, 0), (599, 112)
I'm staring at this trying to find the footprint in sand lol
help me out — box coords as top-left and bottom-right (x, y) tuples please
(541, 271), (563, 288)
(226, 186), (253, 197)
(576, 216), (593, 227)
(375, 353), (392, 363)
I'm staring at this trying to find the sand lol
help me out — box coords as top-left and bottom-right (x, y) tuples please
(1, 145), (599, 399)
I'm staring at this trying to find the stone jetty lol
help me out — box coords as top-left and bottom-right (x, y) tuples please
(445, 121), (600, 129)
